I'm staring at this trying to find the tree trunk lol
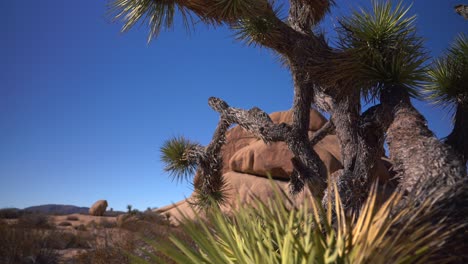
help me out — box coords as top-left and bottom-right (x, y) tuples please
(325, 90), (388, 212)
(189, 117), (231, 208)
(380, 86), (466, 197)
(206, 96), (327, 196)
(287, 64), (327, 195)
(446, 101), (468, 164)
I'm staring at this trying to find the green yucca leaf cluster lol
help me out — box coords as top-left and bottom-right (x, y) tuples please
(424, 34), (468, 109)
(108, 0), (195, 42)
(339, 0), (428, 100)
(191, 177), (230, 209)
(213, 0), (268, 22)
(132, 183), (459, 264)
(160, 136), (199, 182)
(232, 2), (283, 47)
(108, 0), (276, 43)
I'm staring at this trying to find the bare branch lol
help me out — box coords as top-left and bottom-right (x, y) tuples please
(208, 96), (327, 196)
(455, 4), (468, 19)
(208, 97), (290, 142)
(288, 0), (334, 33)
(309, 120), (334, 146)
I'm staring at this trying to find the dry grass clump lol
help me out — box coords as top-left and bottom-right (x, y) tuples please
(58, 221), (72, 227)
(0, 221), (59, 264)
(114, 211), (192, 263)
(16, 213), (52, 229)
(74, 224), (87, 231)
(75, 246), (130, 264)
(98, 219), (116, 229)
(66, 215), (79, 221)
(0, 208), (22, 219)
(75, 230), (134, 264)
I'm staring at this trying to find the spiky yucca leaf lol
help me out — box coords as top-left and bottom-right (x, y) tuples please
(424, 34), (468, 109)
(108, 0), (275, 42)
(108, 0), (194, 42)
(231, 2), (283, 46)
(339, 0), (428, 100)
(160, 136), (199, 182)
(137, 181), (461, 264)
(190, 175), (230, 209)
(212, 0), (268, 22)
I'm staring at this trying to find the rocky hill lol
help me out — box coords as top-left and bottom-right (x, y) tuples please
(23, 204), (89, 215)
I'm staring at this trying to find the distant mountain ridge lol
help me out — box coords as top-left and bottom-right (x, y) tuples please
(23, 204), (89, 215)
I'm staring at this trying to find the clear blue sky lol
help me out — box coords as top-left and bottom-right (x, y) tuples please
(1, 0), (466, 211)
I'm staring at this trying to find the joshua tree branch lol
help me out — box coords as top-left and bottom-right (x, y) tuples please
(208, 97), (290, 142)
(187, 116), (232, 208)
(208, 96), (327, 196)
(288, 0), (333, 33)
(455, 4), (468, 19)
(309, 120), (334, 146)
(446, 102), (468, 165)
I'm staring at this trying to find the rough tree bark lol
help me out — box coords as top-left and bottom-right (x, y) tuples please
(455, 4), (468, 19)
(207, 96), (327, 196)
(165, 0), (464, 209)
(446, 98), (468, 164)
(185, 114), (231, 207)
(380, 86), (466, 199)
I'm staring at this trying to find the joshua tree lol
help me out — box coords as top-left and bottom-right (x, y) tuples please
(338, 2), (466, 199)
(455, 4), (468, 19)
(424, 34), (468, 165)
(109, 0), (466, 212)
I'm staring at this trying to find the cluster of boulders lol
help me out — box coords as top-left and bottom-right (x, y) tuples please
(156, 109), (390, 224)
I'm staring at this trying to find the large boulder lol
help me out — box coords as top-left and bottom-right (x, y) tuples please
(89, 200), (108, 216)
(157, 172), (314, 224)
(158, 109), (391, 224)
(229, 136), (342, 179)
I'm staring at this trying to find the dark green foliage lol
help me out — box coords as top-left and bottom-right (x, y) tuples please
(160, 136), (199, 182)
(424, 34), (468, 109)
(108, 0), (193, 42)
(190, 176), (229, 210)
(231, 2), (283, 46)
(338, 0), (428, 100)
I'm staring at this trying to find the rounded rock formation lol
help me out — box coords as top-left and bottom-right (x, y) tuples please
(157, 109), (391, 224)
(89, 200), (108, 216)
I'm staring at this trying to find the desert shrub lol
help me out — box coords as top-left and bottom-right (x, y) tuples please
(0, 223), (59, 264)
(103, 210), (124, 217)
(45, 231), (92, 250)
(135, 184), (463, 264)
(118, 211), (173, 241)
(75, 247), (130, 264)
(0, 208), (22, 219)
(74, 230), (134, 264)
(58, 221), (72, 227)
(66, 215), (79, 221)
(86, 220), (98, 229)
(75, 224), (87, 231)
(98, 219), (116, 229)
(65, 232), (93, 249)
(16, 213), (52, 229)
